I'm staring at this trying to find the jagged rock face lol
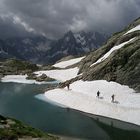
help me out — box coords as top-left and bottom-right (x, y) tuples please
(79, 18), (140, 91)
(40, 31), (108, 64)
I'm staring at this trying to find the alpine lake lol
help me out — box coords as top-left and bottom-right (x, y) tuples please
(0, 82), (140, 140)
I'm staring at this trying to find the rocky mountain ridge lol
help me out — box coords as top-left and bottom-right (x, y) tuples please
(42, 31), (107, 64)
(77, 17), (140, 91)
(0, 31), (108, 64)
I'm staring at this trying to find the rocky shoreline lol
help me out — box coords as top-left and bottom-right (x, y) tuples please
(0, 59), (58, 83)
(26, 73), (56, 82)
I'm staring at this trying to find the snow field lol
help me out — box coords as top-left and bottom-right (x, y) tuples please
(44, 80), (140, 125)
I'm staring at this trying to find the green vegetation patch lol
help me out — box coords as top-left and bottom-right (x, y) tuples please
(0, 115), (58, 140)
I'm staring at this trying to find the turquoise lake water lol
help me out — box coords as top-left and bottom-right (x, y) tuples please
(0, 82), (140, 140)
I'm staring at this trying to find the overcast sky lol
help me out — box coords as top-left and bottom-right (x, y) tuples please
(0, 0), (140, 39)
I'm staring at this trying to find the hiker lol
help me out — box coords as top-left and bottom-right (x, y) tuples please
(67, 83), (70, 90)
(96, 91), (100, 98)
(111, 94), (115, 103)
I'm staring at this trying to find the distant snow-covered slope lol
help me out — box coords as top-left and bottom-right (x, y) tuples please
(53, 56), (85, 68)
(35, 67), (79, 82)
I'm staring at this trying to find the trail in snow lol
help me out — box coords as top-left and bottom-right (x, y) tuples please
(90, 38), (135, 67)
(47, 90), (139, 114)
(56, 88), (140, 110)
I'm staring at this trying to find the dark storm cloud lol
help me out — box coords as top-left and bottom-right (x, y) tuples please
(0, 0), (140, 39)
(0, 14), (37, 39)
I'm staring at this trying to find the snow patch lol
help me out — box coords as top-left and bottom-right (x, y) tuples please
(53, 56), (85, 68)
(90, 38), (135, 67)
(125, 25), (140, 35)
(35, 67), (79, 82)
(1, 75), (57, 84)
